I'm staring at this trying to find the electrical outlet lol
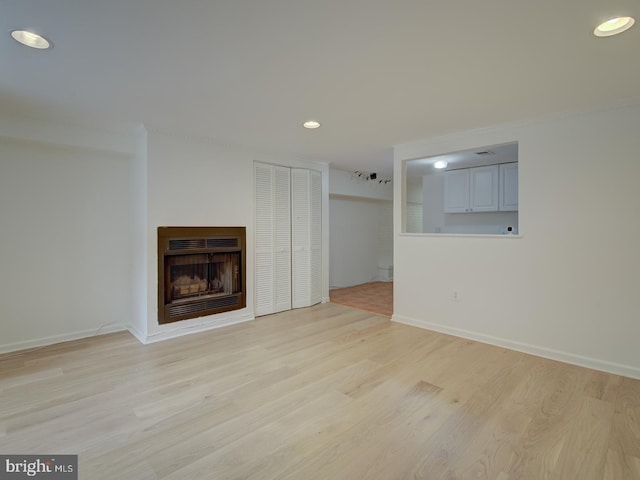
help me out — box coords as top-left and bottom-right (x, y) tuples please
(452, 290), (459, 302)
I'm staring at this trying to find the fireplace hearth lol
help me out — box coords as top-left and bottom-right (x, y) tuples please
(158, 226), (246, 324)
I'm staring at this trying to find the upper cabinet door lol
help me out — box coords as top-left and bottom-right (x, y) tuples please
(499, 163), (518, 211)
(444, 169), (470, 213)
(470, 165), (499, 212)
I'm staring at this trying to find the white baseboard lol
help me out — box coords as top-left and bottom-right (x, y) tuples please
(377, 266), (393, 282)
(0, 323), (127, 355)
(392, 314), (640, 380)
(126, 324), (147, 345)
(144, 312), (255, 344)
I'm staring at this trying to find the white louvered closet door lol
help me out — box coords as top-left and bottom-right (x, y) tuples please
(254, 163), (274, 316)
(291, 168), (322, 309)
(273, 166), (292, 313)
(309, 169), (322, 305)
(254, 163), (291, 316)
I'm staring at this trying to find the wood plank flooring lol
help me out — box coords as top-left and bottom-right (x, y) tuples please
(1, 303), (639, 479)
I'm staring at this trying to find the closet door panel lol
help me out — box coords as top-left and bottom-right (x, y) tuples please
(254, 163), (275, 315)
(291, 169), (311, 308)
(273, 166), (292, 312)
(310, 170), (322, 305)
(256, 164), (321, 314)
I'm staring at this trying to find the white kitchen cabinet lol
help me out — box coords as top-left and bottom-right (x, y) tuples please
(443, 169), (470, 213)
(470, 165), (499, 211)
(499, 162), (518, 211)
(444, 165), (499, 213)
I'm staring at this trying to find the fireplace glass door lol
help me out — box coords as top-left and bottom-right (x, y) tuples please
(166, 253), (241, 305)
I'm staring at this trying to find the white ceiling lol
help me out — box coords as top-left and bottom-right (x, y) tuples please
(2, 0), (639, 175)
(407, 142), (518, 177)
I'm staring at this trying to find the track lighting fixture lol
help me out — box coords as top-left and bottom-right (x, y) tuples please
(352, 171), (391, 184)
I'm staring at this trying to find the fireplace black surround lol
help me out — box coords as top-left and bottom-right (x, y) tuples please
(158, 226), (246, 324)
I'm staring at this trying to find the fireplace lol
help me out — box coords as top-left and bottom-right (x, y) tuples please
(158, 226), (246, 324)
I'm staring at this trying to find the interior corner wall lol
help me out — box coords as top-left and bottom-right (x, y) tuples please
(0, 120), (331, 350)
(329, 197), (391, 288)
(144, 132), (331, 342)
(393, 103), (640, 379)
(128, 126), (149, 342)
(145, 132), (256, 341)
(329, 169), (393, 289)
(0, 136), (134, 353)
(377, 201), (393, 277)
(329, 168), (393, 201)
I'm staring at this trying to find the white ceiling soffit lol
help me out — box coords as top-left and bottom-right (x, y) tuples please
(2, 1), (639, 176)
(407, 143), (519, 176)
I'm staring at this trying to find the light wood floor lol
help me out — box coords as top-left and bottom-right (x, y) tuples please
(1, 304), (639, 480)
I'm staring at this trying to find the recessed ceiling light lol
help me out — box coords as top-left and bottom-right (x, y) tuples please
(303, 120), (321, 129)
(594, 16), (635, 37)
(10, 29), (52, 49)
(434, 160), (448, 169)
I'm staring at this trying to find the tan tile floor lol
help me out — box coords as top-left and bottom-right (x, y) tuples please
(329, 281), (393, 317)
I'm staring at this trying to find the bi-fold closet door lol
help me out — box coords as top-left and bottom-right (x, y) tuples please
(255, 162), (321, 316)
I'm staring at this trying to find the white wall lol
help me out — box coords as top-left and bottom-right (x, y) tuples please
(145, 131), (330, 342)
(377, 201), (393, 279)
(406, 176), (423, 233)
(145, 132), (255, 341)
(393, 103), (640, 378)
(329, 197), (392, 288)
(406, 176), (423, 204)
(128, 126), (149, 342)
(329, 169), (393, 288)
(329, 168), (393, 200)
(0, 134), (136, 352)
(422, 172), (518, 234)
(0, 117), (330, 352)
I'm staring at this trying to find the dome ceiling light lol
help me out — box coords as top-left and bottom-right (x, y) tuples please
(434, 160), (448, 169)
(10, 29), (52, 49)
(594, 17), (635, 37)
